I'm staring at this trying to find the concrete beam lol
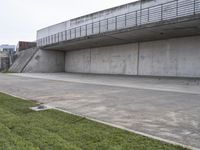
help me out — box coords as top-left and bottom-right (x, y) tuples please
(41, 14), (200, 51)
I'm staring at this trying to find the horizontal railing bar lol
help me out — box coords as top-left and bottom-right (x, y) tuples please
(38, 0), (200, 47)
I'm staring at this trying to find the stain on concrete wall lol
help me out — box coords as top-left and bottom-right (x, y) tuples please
(138, 36), (200, 77)
(65, 49), (91, 73)
(65, 35), (200, 77)
(90, 44), (138, 75)
(65, 43), (138, 75)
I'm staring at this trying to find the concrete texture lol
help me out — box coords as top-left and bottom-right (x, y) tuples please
(11, 35), (200, 77)
(9, 48), (38, 73)
(91, 44), (138, 75)
(0, 73), (200, 149)
(139, 36), (200, 77)
(65, 36), (200, 77)
(65, 43), (139, 75)
(12, 73), (200, 94)
(9, 48), (65, 73)
(34, 0), (200, 78)
(65, 49), (91, 73)
(23, 49), (65, 73)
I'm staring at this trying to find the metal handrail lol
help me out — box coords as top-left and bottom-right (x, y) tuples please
(37, 0), (200, 47)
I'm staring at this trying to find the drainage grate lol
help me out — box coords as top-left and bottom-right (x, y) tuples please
(30, 105), (52, 111)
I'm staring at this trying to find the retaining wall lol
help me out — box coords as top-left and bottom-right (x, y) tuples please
(23, 49), (65, 73)
(65, 35), (200, 77)
(9, 48), (38, 73)
(9, 48), (65, 73)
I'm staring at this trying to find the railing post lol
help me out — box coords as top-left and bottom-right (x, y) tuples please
(53, 35), (54, 43)
(92, 23), (94, 34)
(70, 30), (71, 39)
(65, 31), (67, 41)
(99, 21), (101, 33)
(80, 26), (82, 37)
(75, 28), (76, 38)
(148, 8), (150, 22)
(107, 18), (109, 31)
(176, 0), (178, 17)
(125, 14), (127, 27)
(136, 11), (138, 26)
(86, 24), (87, 36)
(115, 16), (117, 30)
(161, 4), (163, 21)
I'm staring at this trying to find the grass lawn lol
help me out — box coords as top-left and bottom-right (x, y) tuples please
(0, 92), (188, 150)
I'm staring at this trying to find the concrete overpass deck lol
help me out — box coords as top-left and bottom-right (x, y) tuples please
(38, 0), (200, 51)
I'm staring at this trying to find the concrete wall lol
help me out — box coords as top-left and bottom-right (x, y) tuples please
(13, 36), (200, 77)
(23, 49), (65, 73)
(90, 44), (138, 75)
(65, 35), (200, 78)
(65, 43), (139, 75)
(139, 36), (200, 77)
(65, 49), (91, 73)
(9, 48), (38, 73)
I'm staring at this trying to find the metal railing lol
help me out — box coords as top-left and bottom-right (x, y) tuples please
(37, 0), (200, 47)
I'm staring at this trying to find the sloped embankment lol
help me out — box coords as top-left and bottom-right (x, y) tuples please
(9, 48), (38, 73)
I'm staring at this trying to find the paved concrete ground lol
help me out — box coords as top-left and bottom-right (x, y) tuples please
(0, 73), (200, 149)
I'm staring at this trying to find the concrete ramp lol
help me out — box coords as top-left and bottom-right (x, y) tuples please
(9, 48), (38, 73)
(22, 49), (65, 73)
(9, 48), (65, 73)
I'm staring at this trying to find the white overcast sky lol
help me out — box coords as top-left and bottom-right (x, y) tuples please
(0, 0), (137, 45)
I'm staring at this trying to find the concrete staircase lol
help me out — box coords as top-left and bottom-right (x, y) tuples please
(9, 48), (38, 73)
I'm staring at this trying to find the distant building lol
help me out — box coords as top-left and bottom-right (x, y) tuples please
(16, 41), (36, 52)
(0, 51), (9, 71)
(0, 44), (16, 71)
(0, 44), (15, 54)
